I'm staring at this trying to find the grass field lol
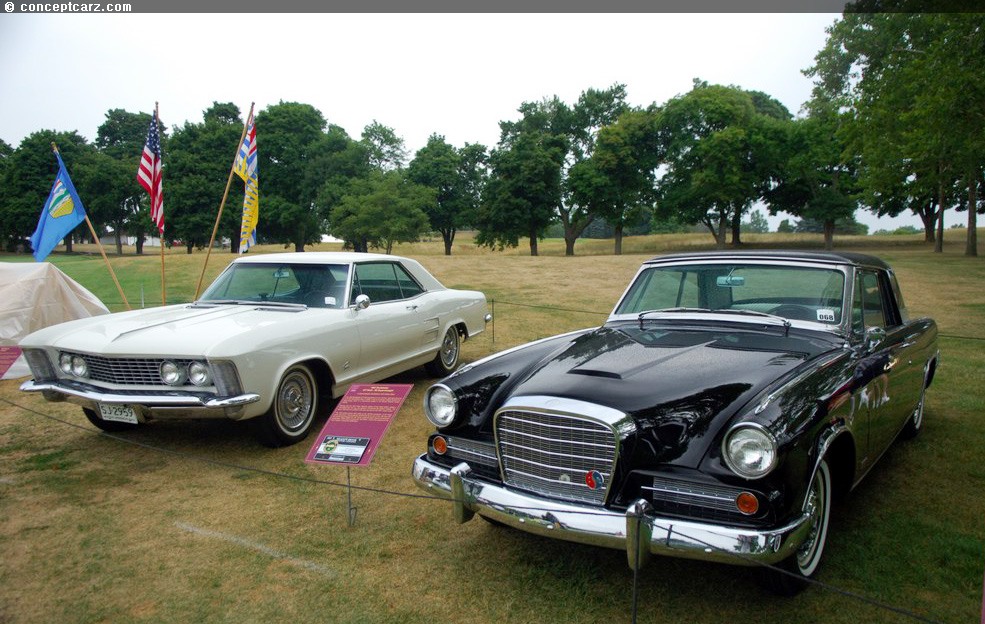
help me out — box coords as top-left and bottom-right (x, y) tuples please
(1, 230), (983, 623)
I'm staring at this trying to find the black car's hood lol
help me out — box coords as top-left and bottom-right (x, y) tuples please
(508, 323), (838, 466)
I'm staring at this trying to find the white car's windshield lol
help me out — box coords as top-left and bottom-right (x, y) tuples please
(616, 263), (846, 325)
(200, 263), (350, 308)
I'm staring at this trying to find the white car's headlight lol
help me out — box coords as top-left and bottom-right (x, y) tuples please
(70, 355), (88, 378)
(425, 384), (458, 427)
(160, 361), (186, 386)
(188, 362), (212, 386)
(723, 425), (778, 479)
(59, 353), (73, 374)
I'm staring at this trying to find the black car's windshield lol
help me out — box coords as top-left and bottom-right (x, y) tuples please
(200, 263), (350, 308)
(617, 263), (846, 326)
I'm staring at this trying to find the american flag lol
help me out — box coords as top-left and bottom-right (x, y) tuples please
(137, 110), (164, 235)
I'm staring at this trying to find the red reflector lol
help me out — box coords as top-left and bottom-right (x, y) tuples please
(432, 436), (448, 455)
(736, 492), (759, 515)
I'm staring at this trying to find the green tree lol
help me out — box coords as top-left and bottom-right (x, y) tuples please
(166, 102), (244, 253)
(332, 171), (432, 253)
(656, 81), (791, 248)
(742, 209), (770, 234)
(361, 120), (407, 172)
(256, 102), (328, 252)
(766, 104), (858, 250)
(809, 11), (985, 255)
(408, 135), (487, 255)
(477, 123), (563, 256)
(572, 108), (659, 255)
(93, 108), (159, 254)
(0, 131), (92, 253)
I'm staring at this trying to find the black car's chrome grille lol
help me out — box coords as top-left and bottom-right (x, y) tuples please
(643, 476), (750, 521)
(65, 352), (194, 386)
(444, 436), (498, 469)
(495, 409), (617, 506)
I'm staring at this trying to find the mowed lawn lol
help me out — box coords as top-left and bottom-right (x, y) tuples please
(1, 231), (982, 624)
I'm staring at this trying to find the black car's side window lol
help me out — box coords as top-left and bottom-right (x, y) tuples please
(853, 271), (887, 331)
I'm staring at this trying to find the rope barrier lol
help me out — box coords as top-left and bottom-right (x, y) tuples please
(0, 395), (949, 623)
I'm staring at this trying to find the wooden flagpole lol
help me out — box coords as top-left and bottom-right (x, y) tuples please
(52, 142), (131, 311)
(194, 102), (255, 300)
(156, 102), (166, 307)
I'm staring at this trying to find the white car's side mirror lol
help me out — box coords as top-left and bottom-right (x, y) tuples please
(354, 294), (371, 311)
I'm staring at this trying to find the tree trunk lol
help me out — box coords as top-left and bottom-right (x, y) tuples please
(294, 241), (304, 253)
(935, 180), (945, 253)
(730, 210), (742, 246)
(919, 200), (937, 243)
(716, 211), (727, 250)
(65, 233), (74, 253)
(528, 225), (539, 257)
(966, 174), (978, 257)
(823, 219), (835, 250)
(115, 231), (123, 256)
(186, 242), (193, 254)
(135, 235), (144, 255)
(614, 223), (624, 255)
(441, 228), (455, 256)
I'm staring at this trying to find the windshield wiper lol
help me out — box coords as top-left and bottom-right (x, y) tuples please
(637, 307), (792, 335)
(195, 299), (306, 309)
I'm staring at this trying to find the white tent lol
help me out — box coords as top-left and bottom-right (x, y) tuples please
(0, 262), (109, 379)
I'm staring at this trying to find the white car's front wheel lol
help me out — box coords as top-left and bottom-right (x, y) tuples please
(253, 364), (318, 447)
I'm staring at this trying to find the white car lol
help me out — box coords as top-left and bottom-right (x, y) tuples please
(19, 252), (490, 446)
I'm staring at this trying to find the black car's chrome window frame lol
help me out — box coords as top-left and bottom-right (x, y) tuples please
(608, 259), (853, 335)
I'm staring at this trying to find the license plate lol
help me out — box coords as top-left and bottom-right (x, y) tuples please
(98, 403), (138, 424)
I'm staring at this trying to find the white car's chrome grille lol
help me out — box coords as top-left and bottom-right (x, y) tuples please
(66, 352), (194, 386)
(495, 409), (617, 506)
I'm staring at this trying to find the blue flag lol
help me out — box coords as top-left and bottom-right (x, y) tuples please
(30, 151), (87, 262)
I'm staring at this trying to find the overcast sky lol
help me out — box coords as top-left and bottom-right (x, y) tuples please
(0, 13), (946, 231)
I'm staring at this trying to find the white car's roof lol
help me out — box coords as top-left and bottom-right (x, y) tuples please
(231, 252), (405, 265)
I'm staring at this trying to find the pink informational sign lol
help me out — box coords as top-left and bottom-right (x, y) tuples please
(0, 346), (22, 379)
(305, 383), (413, 467)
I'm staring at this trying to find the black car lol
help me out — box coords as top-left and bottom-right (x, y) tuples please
(412, 251), (939, 594)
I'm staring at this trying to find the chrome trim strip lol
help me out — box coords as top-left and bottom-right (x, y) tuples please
(414, 455), (811, 568)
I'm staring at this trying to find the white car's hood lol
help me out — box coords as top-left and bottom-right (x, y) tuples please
(20, 303), (339, 358)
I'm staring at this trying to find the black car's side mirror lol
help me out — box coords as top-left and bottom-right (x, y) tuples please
(865, 326), (887, 351)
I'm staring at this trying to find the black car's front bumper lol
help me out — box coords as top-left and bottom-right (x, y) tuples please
(412, 455), (812, 569)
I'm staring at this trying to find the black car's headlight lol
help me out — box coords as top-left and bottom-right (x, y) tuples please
(723, 424), (778, 479)
(424, 384), (458, 427)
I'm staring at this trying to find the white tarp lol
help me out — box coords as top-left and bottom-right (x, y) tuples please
(0, 262), (109, 379)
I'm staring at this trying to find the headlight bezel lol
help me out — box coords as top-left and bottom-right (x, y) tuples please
(722, 423), (779, 480)
(424, 384), (458, 428)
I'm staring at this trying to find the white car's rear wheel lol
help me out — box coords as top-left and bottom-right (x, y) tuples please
(426, 326), (461, 377)
(253, 364), (318, 447)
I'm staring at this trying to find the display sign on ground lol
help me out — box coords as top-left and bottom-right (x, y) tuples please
(305, 383), (412, 467)
(0, 346), (22, 379)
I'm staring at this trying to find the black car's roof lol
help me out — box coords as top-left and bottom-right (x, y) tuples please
(644, 250), (892, 270)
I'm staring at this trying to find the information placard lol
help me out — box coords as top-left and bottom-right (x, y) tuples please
(0, 346), (22, 379)
(304, 383), (412, 467)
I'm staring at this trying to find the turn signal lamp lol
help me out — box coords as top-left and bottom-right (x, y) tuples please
(432, 435), (448, 455)
(735, 492), (759, 515)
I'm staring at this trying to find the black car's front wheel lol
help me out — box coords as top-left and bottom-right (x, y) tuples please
(762, 458), (832, 596)
(252, 364), (318, 448)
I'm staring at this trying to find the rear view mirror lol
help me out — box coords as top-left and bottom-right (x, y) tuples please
(716, 276), (745, 287)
